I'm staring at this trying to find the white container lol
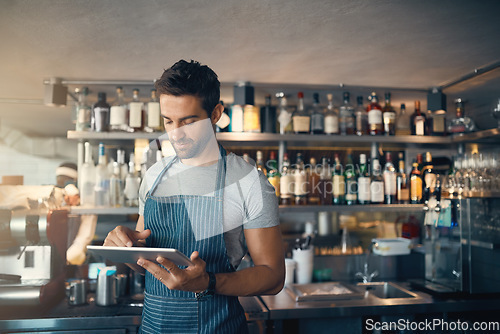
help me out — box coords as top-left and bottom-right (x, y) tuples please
(292, 247), (314, 284)
(284, 258), (297, 286)
(372, 237), (411, 256)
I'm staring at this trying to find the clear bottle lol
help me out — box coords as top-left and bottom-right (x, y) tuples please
(109, 86), (129, 132)
(422, 152), (437, 195)
(367, 92), (383, 135)
(116, 149), (128, 183)
(396, 152), (410, 204)
(128, 89), (145, 132)
(344, 154), (358, 205)
(308, 157), (321, 204)
(324, 93), (339, 135)
(243, 104), (261, 133)
(383, 152), (397, 204)
(339, 92), (355, 135)
(229, 104), (244, 132)
(395, 103), (411, 136)
(294, 153), (308, 205)
(76, 87), (92, 131)
(260, 94), (277, 133)
(94, 143), (110, 207)
(310, 93), (325, 134)
(357, 154), (371, 204)
(92, 92), (110, 132)
(332, 153), (345, 205)
(280, 153), (294, 205)
(124, 153), (140, 207)
(448, 98), (476, 134)
(109, 163), (124, 208)
(276, 92), (293, 134)
(382, 92), (397, 136)
(80, 142), (96, 206)
(256, 150), (267, 176)
(410, 161), (423, 204)
(370, 158), (384, 204)
(319, 157), (332, 205)
(410, 101), (427, 136)
(292, 92), (311, 134)
(355, 96), (368, 136)
(267, 151), (280, 198)
(145, 89), (163, 132)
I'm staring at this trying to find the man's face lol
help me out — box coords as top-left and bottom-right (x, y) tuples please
(160, 94), (214, 159)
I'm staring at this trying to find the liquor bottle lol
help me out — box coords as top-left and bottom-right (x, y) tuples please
(256, 150), (267, 176)
(124, 153), (140, 207)
(80, 142), (95, 206)
(416, 153), (424, 173)
(339, 92), (355, 135)
(324, 93), (339, 135)
(357, 154), (371, 204)
(355, 96), (368, 136)
(367, 92), (383, 135)
(109, 163), (124, 208)
(422, 152), (437, 197)
(109, 86), (129, 132)
(145, 89), (163, 132)
(229, 104), (244, 132)
(243, 104), (261, 133)
(410, 161), (423, 204)
(310, 93), (325, 134)
(332, 153), (345, 205)
(396, 152), (410, 204)
(92, 92), (110, 132)
(260, 94), (277, 133)
(319, 157), (332, 205)
(276, 92), (293, 134)
(116, 149), (128, 183)
(395, 103), (411, 136)
(429, 109), (447, 136)
(267, 151), (280, 198)
(344, 154), (358, 205)
(294, 153), (308, 205)
(216, 101), (231, 132)
(448, 98), (476, 134)
(292, 92), (310, 134)
(308, 157), (321, 204)
(128, 89), (145, 132)
(382, 92), (396, 136)
(410, 101), (427, 136)
(280, 153), (294, 205)
(370, 158), (384, 204)
(94, 143), (110, 207)
(76, 87), (92, 131)
(383, 152), (397, 204)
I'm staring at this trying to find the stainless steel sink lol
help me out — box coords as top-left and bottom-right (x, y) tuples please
(357, 282), (418, 299)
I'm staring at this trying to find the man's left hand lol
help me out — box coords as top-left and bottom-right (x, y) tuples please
(136, 251), (210, 293)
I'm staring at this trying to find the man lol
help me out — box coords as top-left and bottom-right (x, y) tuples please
(104, 60), (284, 333)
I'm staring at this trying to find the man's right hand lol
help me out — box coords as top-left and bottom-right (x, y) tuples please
(103, 226), (151, 247)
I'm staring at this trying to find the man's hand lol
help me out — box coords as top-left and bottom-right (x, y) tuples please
(136, 251), (210, 293)
(103, 225), (151, 247)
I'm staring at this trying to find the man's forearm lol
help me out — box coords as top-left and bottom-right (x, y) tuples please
(215, 265), (284, 297)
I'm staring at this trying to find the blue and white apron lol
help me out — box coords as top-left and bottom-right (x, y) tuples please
(141, 146), (248, 334)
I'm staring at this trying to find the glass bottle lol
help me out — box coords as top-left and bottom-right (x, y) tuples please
(76, 87), (92, 131)
(367, 92), (383, 135)
(355, 96), (368, 136)
(332, 153), (345, 205)
(410, 161), (423, 204)
(422, 152), (437, 195)
(383, 152), (397, 204)
(116, 149), (128, 183)
(410, 101), (427, 136)
(145, 89), (163, 132)
(276, 92), (293, 134)
(292, 92), (310, 134)
(260, 94), (277, 133)
(243, 104), (261, 133)
(128, 89), (145, 132)
(382, 92), (396, 136)
(448, 98), (476, 134)
(308, 157), (321, 204)
(319, 157), (332, 205)
(395, 103), (411, 136)
(280, 153), (294, 205)
(310, 93), (325, 134)
(344, 153), (358, 205)
(357, 153), (371, 204)
(229, 104), (244, 132)
(339, 92), (355, 135)
(267, 151), (280, 198)
(370, 158), (384, 204)
(109, 163), (124, 208)
(80, 142), (95, 206)
(109, 86), (128, 132)
(124, 153), (140, 207)
(429, 109), (447, 136)
(396, 152), (410, 204)
(294, 153), (308, 205)
(94, 143), (110, 207)
(324, 93), (339, 135)
(92, 92), (110, 132)
(256, 150), (267, 176)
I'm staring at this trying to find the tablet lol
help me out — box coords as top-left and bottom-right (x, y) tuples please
(87, 245), (193, 267)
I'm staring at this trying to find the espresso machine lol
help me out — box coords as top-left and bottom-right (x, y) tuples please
(0, 208), (68, 306)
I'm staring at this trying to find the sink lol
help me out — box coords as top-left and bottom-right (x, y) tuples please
(357, 282), (418, 299)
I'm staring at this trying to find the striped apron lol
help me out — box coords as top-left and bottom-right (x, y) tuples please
(141, 146), (248, 334)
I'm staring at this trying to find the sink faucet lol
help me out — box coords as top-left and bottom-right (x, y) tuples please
(355, 241), (378, 283)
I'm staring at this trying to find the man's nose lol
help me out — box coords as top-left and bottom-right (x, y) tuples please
(168, 124), (186, 141)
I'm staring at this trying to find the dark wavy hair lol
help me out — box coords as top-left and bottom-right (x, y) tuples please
(154, 60), (220, 118)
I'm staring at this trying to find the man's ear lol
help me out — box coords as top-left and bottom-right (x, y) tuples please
(210, 103), (224, 125)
